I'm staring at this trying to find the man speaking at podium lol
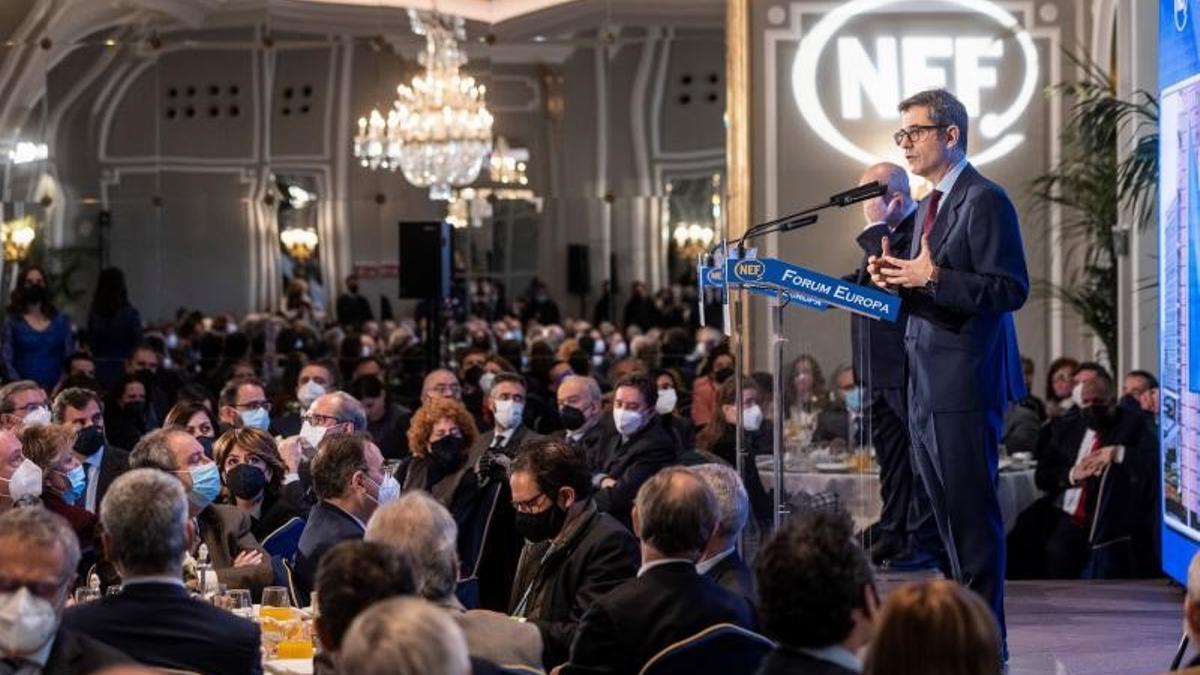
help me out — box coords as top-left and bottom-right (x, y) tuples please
(867, 88), (1029, 651)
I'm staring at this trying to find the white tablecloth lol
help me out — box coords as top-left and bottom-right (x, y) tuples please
(755, 457), (1041, 534)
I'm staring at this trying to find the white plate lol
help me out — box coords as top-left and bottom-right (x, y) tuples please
(815, 462), (852, 473)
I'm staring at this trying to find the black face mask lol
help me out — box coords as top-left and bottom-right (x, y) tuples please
(463, 365), (484, 387)
(198, 435), (215, 459)
(429, 435), (466, 471)
(348, 283), (359, 294)
(714, 367), (734, 384)
(559, 405), (586, 432)
(515, 500), (568, 543)
(226, 464), (269, 500)
(1081, 404), (1115, 430)
(122, 401), (146, 419)
(74, 426), (106, 456)
(23, 284), (46, 305)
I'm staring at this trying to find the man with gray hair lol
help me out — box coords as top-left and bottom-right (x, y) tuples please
(692, 463), (756, 606)
(0, 380), (50, 431)
(340, 597), (471, 675)
(63, 469), (261, 674)
(0, 507), (130, 672)
(366, 493), (543, 669)
(129, 427), (273, 596)
(560, 467), (755, 675)
(555, 376), (612, 462)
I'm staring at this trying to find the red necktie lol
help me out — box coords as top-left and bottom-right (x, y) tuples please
(1071, 433), (1103, 525)
(921, 190), (943, 237)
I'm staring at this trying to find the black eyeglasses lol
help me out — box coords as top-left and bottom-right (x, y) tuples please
(892, 124), (949, 146)
(512, 492), (549, 514)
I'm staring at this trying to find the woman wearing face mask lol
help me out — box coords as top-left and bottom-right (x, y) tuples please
(19, 424), (97, 551)
(653, 369), (694, 455)
(103, 375), (151, 452)
(164, 401), (218, 458)
(1044, 356), (1080, 418)
(214, 428), (305, 541)
(784, 354), (828, 447)
(0, 266), (74, 392)
(694, 378), (773, 528)
(401, 397), (517, 611)
(814, 365), (868, 448)
(690, 343), (735, 428)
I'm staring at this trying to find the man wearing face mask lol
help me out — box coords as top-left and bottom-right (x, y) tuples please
(815, 365), (869, 448)
(52, 388), (130, 516)
(272, 360), (338, 439)
(592, 374), (678, 528)
(0, 507), (131, 673)
(0, 381), (52, 432)
(472, 373), (546, 474)
(0, 431), (39, 513)
(63, 470), (261, 673)
(508, 439), (638, 668)
(555, 376), (613, 468)
(295, 432), (393, 604)
(124, 344), (169, 429)
(1032, 370), (1159, 579)
(459, 348), (489, 427)
(217, 379), (273, 433)
(129, 427), (274, 598)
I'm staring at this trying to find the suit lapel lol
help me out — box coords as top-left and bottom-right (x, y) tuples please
(927, 165), (976, 256)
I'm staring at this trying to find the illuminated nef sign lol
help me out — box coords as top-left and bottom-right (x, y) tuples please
(791, 0), (1039, 167)
(735, 260), (765, 280)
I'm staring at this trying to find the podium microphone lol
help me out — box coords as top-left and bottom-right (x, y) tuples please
(830, 181), (887, 207)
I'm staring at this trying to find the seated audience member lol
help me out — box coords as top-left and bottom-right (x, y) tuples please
(340, 598), (472, 675)
(0, 429), (36, 511)
(20, 424), (96, 549)
(691, 346), (734, 428)
(64, 351), (97, 381)
(814, 365), (866, 447)
(1044, 356), (1080, 418)
(366, 493), (544, 670)
(592, 373), (678, 527)
(402, 397), (517, 610)
(0, 507), (131, 673)
(694, 378), (773, 528)
(556, 376), (613, 463)
(0, 380), (50, 431)
(1122, 369), (1160, 420)
(163, 400), (218, 458)
(473, 372), (547, 459)
(422, 369), (464, 404)
(53, 387), (130, 514)
(300, 391), (368, 451)
(129, 427), (274, 596)
(1003, 356), (1046, 457)
(756, 510), (876, 675)
(508, 439), (638, 668)
(653, 369), (695, 453)
(862, 580), (1000, 675)
(560, 467), (755, 675)
(295, 432), (392, 601)
(217, 378), (272, 431)
(312, 540), (416, 675)
(64, 469), (262, 674)
(214, 427), (307, 541)
(103, 375), (152, 452)
(692, 463), (756, 607)
(785, 354), (828, 446)
(351, 374), (412, 459)
(275, 359), (339, 438)
(1034, 371), (1159, 578)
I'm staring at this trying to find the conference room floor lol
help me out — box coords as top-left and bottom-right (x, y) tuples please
(877, 571), (1186, 674)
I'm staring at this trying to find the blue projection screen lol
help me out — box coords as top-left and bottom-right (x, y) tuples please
(1160, 0), (1200, 583)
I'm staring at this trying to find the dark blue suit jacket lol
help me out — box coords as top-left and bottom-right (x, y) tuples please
(63, 581), (261, 675)
(294, 500), (365, 601)
(850, 213), (914, 390)
(903, 164), (1028, 413)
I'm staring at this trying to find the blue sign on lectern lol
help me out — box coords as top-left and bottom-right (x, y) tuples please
(700, 256), (900, 322)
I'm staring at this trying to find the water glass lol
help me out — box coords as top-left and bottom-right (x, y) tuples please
(73, 587), (100, 604)
(227, 589), (253, 618)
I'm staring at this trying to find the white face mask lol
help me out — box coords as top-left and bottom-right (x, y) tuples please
(613, 408), (645, 437)
(367, 474), (401, 506)
(655, 388), (678, 415)
(479, 372), (497, 396)
(240, 408), (270, 431)
(21, 407), (50, 429)
(296, 381), (326, 409)
(493, 399), (524, 431)
(742, 404), (763, 432)
(2, 460), (42, 502)
(1070, 382), (1084, 408)
(299, 421), (329, 451)
(0, 588), (58, 656)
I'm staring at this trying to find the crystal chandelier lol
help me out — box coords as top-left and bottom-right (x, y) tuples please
(353, 10), (494, 200)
